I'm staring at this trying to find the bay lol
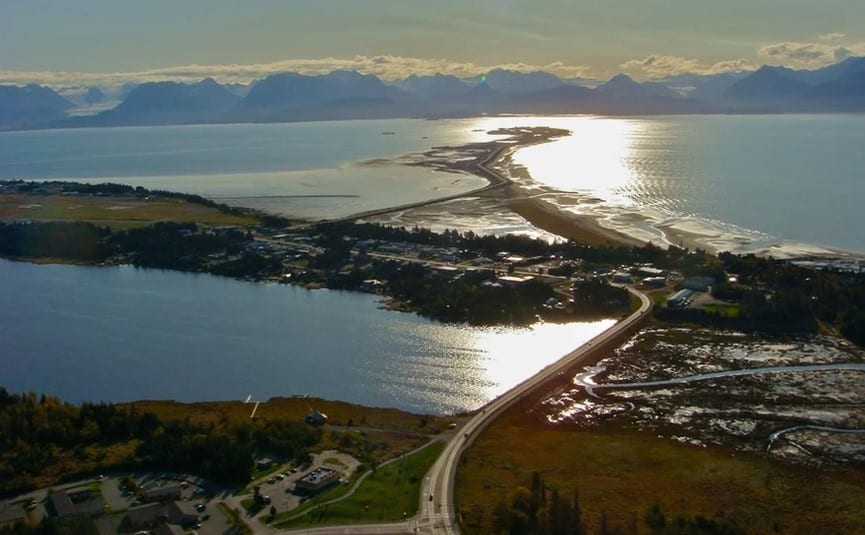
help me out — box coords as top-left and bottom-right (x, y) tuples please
(3, 115), (864, 253)
(479, 114), (865, 255)
(0, 259), (612, 414)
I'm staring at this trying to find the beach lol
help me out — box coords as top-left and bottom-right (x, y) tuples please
(359, 121), (865, 261)
(354, 126), (651, 248)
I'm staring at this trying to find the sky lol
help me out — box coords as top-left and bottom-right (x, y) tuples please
(2, 0), (865, 87)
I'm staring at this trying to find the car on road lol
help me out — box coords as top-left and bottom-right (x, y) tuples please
(195, 503), (206, 512)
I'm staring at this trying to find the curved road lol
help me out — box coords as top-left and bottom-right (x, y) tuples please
(278, 287), (651, 535)
(415, 286), (651, 534)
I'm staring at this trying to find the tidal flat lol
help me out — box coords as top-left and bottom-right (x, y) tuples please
(544, 328), (865, 464)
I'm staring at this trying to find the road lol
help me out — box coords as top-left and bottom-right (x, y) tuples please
(279, 286), (651, 534)
(416, 286), (651, 534)
(323, 143), (509, 225)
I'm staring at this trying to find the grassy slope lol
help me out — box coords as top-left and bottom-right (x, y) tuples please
(127, 397), (449, 433)
(275, 441), (444, 528)
(456, 406), (865, 534)
(8, 397), (442, 494)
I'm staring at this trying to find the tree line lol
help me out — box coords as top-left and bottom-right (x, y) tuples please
(0, 388), (320, 498)
(477, 472), (743, 535)
(3, 217), (865, 344)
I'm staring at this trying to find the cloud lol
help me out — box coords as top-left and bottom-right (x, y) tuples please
(619, 55), (754, 79)
(818, 33), (846, 44)
(833, 43), (865, 62)
(758, 42), (836, 66)
(0, 55), (591, 89)
(758, 39), (865, 68)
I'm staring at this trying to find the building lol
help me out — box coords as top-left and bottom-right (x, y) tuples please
(153, 523), (187, 535)
(49, 489), (104, 518)
(140, 484), (182, 503)
(638, 266), (666, 277)
(166, 501), (199, 525)
(294, 467), (341, 494)
(305, 411), (328, 425)
(126, 503), (166, 529)
(682, 276), (716, 292)
(126, 502), (198, 529)
(431, 265), (461, 279)
(497, 275), (534, 287)
(667, 289), (694, 308)
(0, 504), (26, 527)
(612, 272), (633, 283)
(256, 457), (275, 470)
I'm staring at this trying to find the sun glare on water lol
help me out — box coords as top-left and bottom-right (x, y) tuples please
(467, 116), (647, 206)
(470, 319), (616, 402)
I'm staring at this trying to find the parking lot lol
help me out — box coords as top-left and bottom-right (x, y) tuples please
(240, 450), (361, 521)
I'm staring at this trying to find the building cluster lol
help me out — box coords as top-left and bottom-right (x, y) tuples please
(124, 483), (202, 532)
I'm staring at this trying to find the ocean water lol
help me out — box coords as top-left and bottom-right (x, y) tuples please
(0, 259), (612, 414)
(3, 116), (864, 410)
(478, 115), (865, 256)
(0, 119), (493, 219)
(2, 115), (863, 253)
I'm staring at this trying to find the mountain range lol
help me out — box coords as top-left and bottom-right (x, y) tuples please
(2, 57), (863, 130)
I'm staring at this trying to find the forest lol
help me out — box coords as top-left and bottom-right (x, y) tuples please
(0, 388), (320, 498)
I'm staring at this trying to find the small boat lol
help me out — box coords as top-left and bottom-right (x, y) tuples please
(381, 131), (396, 135)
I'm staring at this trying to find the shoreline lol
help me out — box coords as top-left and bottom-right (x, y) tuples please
(369, 126), (865, 262)
(327, 126), (643, 248)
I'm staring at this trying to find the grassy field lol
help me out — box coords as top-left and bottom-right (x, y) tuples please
(127, 397), (450, 434)
(0, 193), (258, 229)
(129, 397), (446, 475)
(5, 396), (446, 497)
(703, 302), (741, 317)
(649, 289), (669, 307)
(275, 440), (444, 529)
(456, 406), (865, 535)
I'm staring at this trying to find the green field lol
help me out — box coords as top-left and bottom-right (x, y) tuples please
(0, 193), (258, 228)
(275, 440), (444, 528)
(702, 302), (741, 317)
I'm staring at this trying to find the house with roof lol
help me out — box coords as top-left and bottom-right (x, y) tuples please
(294, 467), (341, 494)
(0, 504), (26, 527)
(125, 501), (198, 529)
(49, 489), (104, 518)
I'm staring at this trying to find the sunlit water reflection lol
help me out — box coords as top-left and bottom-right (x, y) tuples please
(0, 259), (613, 414)
(466, 115), (865, 256)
